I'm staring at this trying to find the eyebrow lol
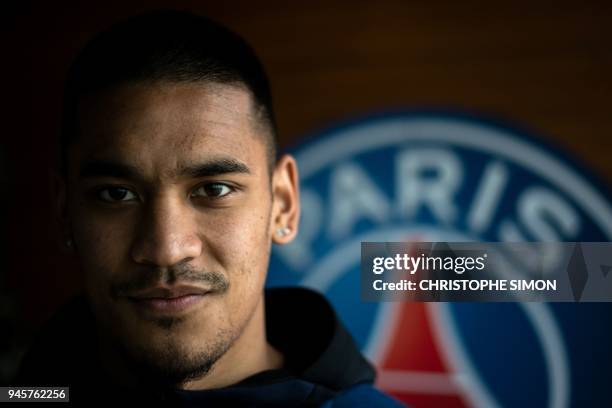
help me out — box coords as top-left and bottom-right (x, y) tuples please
(79, 157), (251, 180)
(180, 158), (251, 178)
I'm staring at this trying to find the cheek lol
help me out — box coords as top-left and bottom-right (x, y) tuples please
(201, 203), (271, 314)
(70, 202), (134, 284)
(203, 206), (270, 273)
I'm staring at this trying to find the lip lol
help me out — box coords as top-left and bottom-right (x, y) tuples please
(127, 285), (211, 314)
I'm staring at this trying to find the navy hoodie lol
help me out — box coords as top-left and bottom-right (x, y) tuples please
(15, 287), (403, 407)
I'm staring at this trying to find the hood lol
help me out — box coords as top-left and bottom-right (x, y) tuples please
(14, 287), (376, 406)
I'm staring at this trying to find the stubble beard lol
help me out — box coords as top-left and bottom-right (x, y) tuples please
(112, 316), (240, 388)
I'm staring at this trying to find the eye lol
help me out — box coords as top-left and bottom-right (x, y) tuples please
(191, 183), (233, 199)
(97, 187), (138, 203)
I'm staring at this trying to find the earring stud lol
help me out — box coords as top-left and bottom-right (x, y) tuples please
(276, 227), (291, 237)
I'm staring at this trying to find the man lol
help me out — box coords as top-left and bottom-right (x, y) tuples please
(16, 10), (402, 407)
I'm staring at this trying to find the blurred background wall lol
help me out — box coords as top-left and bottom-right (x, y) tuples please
(2, 0), (611, 405)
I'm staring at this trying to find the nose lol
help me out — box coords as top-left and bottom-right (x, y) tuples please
(130, 196), (202, 267)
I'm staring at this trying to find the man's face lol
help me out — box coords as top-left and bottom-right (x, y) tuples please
(62, 81), (283, 383)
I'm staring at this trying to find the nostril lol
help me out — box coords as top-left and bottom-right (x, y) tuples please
(131, 233), (203, 267)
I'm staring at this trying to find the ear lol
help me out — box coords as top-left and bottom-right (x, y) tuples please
(51, 170), (74, 252)
(270, 154), (300, 245)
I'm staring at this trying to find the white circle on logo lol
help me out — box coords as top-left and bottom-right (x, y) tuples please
(289, 115), (611, 408)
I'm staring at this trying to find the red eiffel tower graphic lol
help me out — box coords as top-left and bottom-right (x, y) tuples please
(373, 240), (475, 408)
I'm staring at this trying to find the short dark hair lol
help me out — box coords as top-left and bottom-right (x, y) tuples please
(60, 10), (278, 175)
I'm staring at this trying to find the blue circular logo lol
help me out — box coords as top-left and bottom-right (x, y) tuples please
(267, 111), (612, 407)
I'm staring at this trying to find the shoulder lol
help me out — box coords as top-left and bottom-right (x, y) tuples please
(319, 383), (405, 408)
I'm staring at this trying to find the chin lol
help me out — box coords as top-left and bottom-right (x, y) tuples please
(119, 327), (233, 386)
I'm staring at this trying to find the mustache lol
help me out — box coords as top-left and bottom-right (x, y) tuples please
(110, 263), (229, 299)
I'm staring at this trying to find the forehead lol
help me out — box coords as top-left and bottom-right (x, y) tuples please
(72, 81), (266, 179)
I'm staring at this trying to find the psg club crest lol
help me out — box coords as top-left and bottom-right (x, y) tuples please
(267, 111), (612, 407)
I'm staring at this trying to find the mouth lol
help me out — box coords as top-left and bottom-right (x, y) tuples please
(126, 286), (211, 315)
